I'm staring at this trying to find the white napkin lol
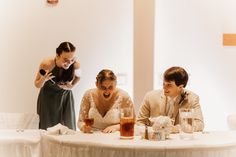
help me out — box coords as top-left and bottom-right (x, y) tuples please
(46, 123), (76, 135)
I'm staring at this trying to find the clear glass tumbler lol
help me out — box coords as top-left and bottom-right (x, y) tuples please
(179, 108), (194, 140)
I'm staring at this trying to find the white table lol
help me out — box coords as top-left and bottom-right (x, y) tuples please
(41, 130), (236, 157)
(0, 129), (41, 157)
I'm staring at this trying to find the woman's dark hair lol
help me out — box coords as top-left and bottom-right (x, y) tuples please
(54, 42), (76, 82)
(56, 42), (76, 56)
(164, 66), (188, 87)
(96, 69), (117, 84)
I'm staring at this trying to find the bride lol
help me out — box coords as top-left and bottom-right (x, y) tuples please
(77, 69), (134, 133)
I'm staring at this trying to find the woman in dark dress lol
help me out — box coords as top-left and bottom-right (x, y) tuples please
(34, 42), (80, 130)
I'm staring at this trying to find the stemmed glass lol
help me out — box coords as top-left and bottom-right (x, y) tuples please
(83, 112), (94, 133)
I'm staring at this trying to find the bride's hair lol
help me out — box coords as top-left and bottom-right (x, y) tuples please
(96, 69), (117, 84)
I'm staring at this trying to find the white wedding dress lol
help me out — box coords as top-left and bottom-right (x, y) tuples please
(78, 88), (133, 130)
(88, 94), (120, 130)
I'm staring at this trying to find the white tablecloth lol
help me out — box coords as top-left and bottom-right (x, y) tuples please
(41, 130), (236, 157)
(0, 129), (41, 157)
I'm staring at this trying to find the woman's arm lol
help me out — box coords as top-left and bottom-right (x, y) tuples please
(34, 58), (55, 88)
(71, 61), (81, 87)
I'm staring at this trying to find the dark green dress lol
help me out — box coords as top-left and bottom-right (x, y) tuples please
(37, 64), (76, 130)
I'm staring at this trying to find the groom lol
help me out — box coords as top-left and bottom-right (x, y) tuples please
(137, 66), (204, 133)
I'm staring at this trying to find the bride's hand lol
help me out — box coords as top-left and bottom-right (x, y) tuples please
(102, 125), (119, 133)
(81, 124), (92, 133)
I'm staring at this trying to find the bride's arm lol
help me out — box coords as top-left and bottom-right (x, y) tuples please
(77, 91), (91, 131)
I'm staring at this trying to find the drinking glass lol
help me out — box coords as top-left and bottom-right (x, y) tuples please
(120, 106), (135, 139)
(83, 114), (94, 133)
(179, 108), (194, 140)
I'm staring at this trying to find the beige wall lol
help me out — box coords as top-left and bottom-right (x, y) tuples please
(0, 0), (133, 118)
(0, 0), (155, 117)
(133, 0), (155, 113)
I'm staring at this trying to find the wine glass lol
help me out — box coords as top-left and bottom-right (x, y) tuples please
(83, 112), (94, 133)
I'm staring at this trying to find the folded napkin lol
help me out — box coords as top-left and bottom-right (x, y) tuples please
(46, 123), (76, 135)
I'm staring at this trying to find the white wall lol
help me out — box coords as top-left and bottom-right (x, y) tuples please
(0, 0), (133, 122)
(155, 0), (236, 131)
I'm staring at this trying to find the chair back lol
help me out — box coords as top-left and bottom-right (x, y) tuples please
(227, 115), (236, 130)
(0, 112), (39, 129)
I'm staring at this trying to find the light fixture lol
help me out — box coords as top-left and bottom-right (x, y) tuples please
(47, 0), (58, 5)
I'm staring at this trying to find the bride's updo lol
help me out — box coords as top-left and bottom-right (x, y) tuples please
(96, 69), (117, 84)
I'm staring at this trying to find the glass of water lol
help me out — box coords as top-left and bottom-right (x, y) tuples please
(179, 108), (194, 140)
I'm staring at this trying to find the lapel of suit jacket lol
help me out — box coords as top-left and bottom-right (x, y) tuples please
(171, 95), (181, 124)
(161, 92), (168, 116)
(162, 91), (180, 118)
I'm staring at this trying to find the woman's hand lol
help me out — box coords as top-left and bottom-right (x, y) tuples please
(102, 124), (119, 133)
(43, 72), (55, 83)
(57, 82), (73, 90)
(35, 70), (55, 88)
